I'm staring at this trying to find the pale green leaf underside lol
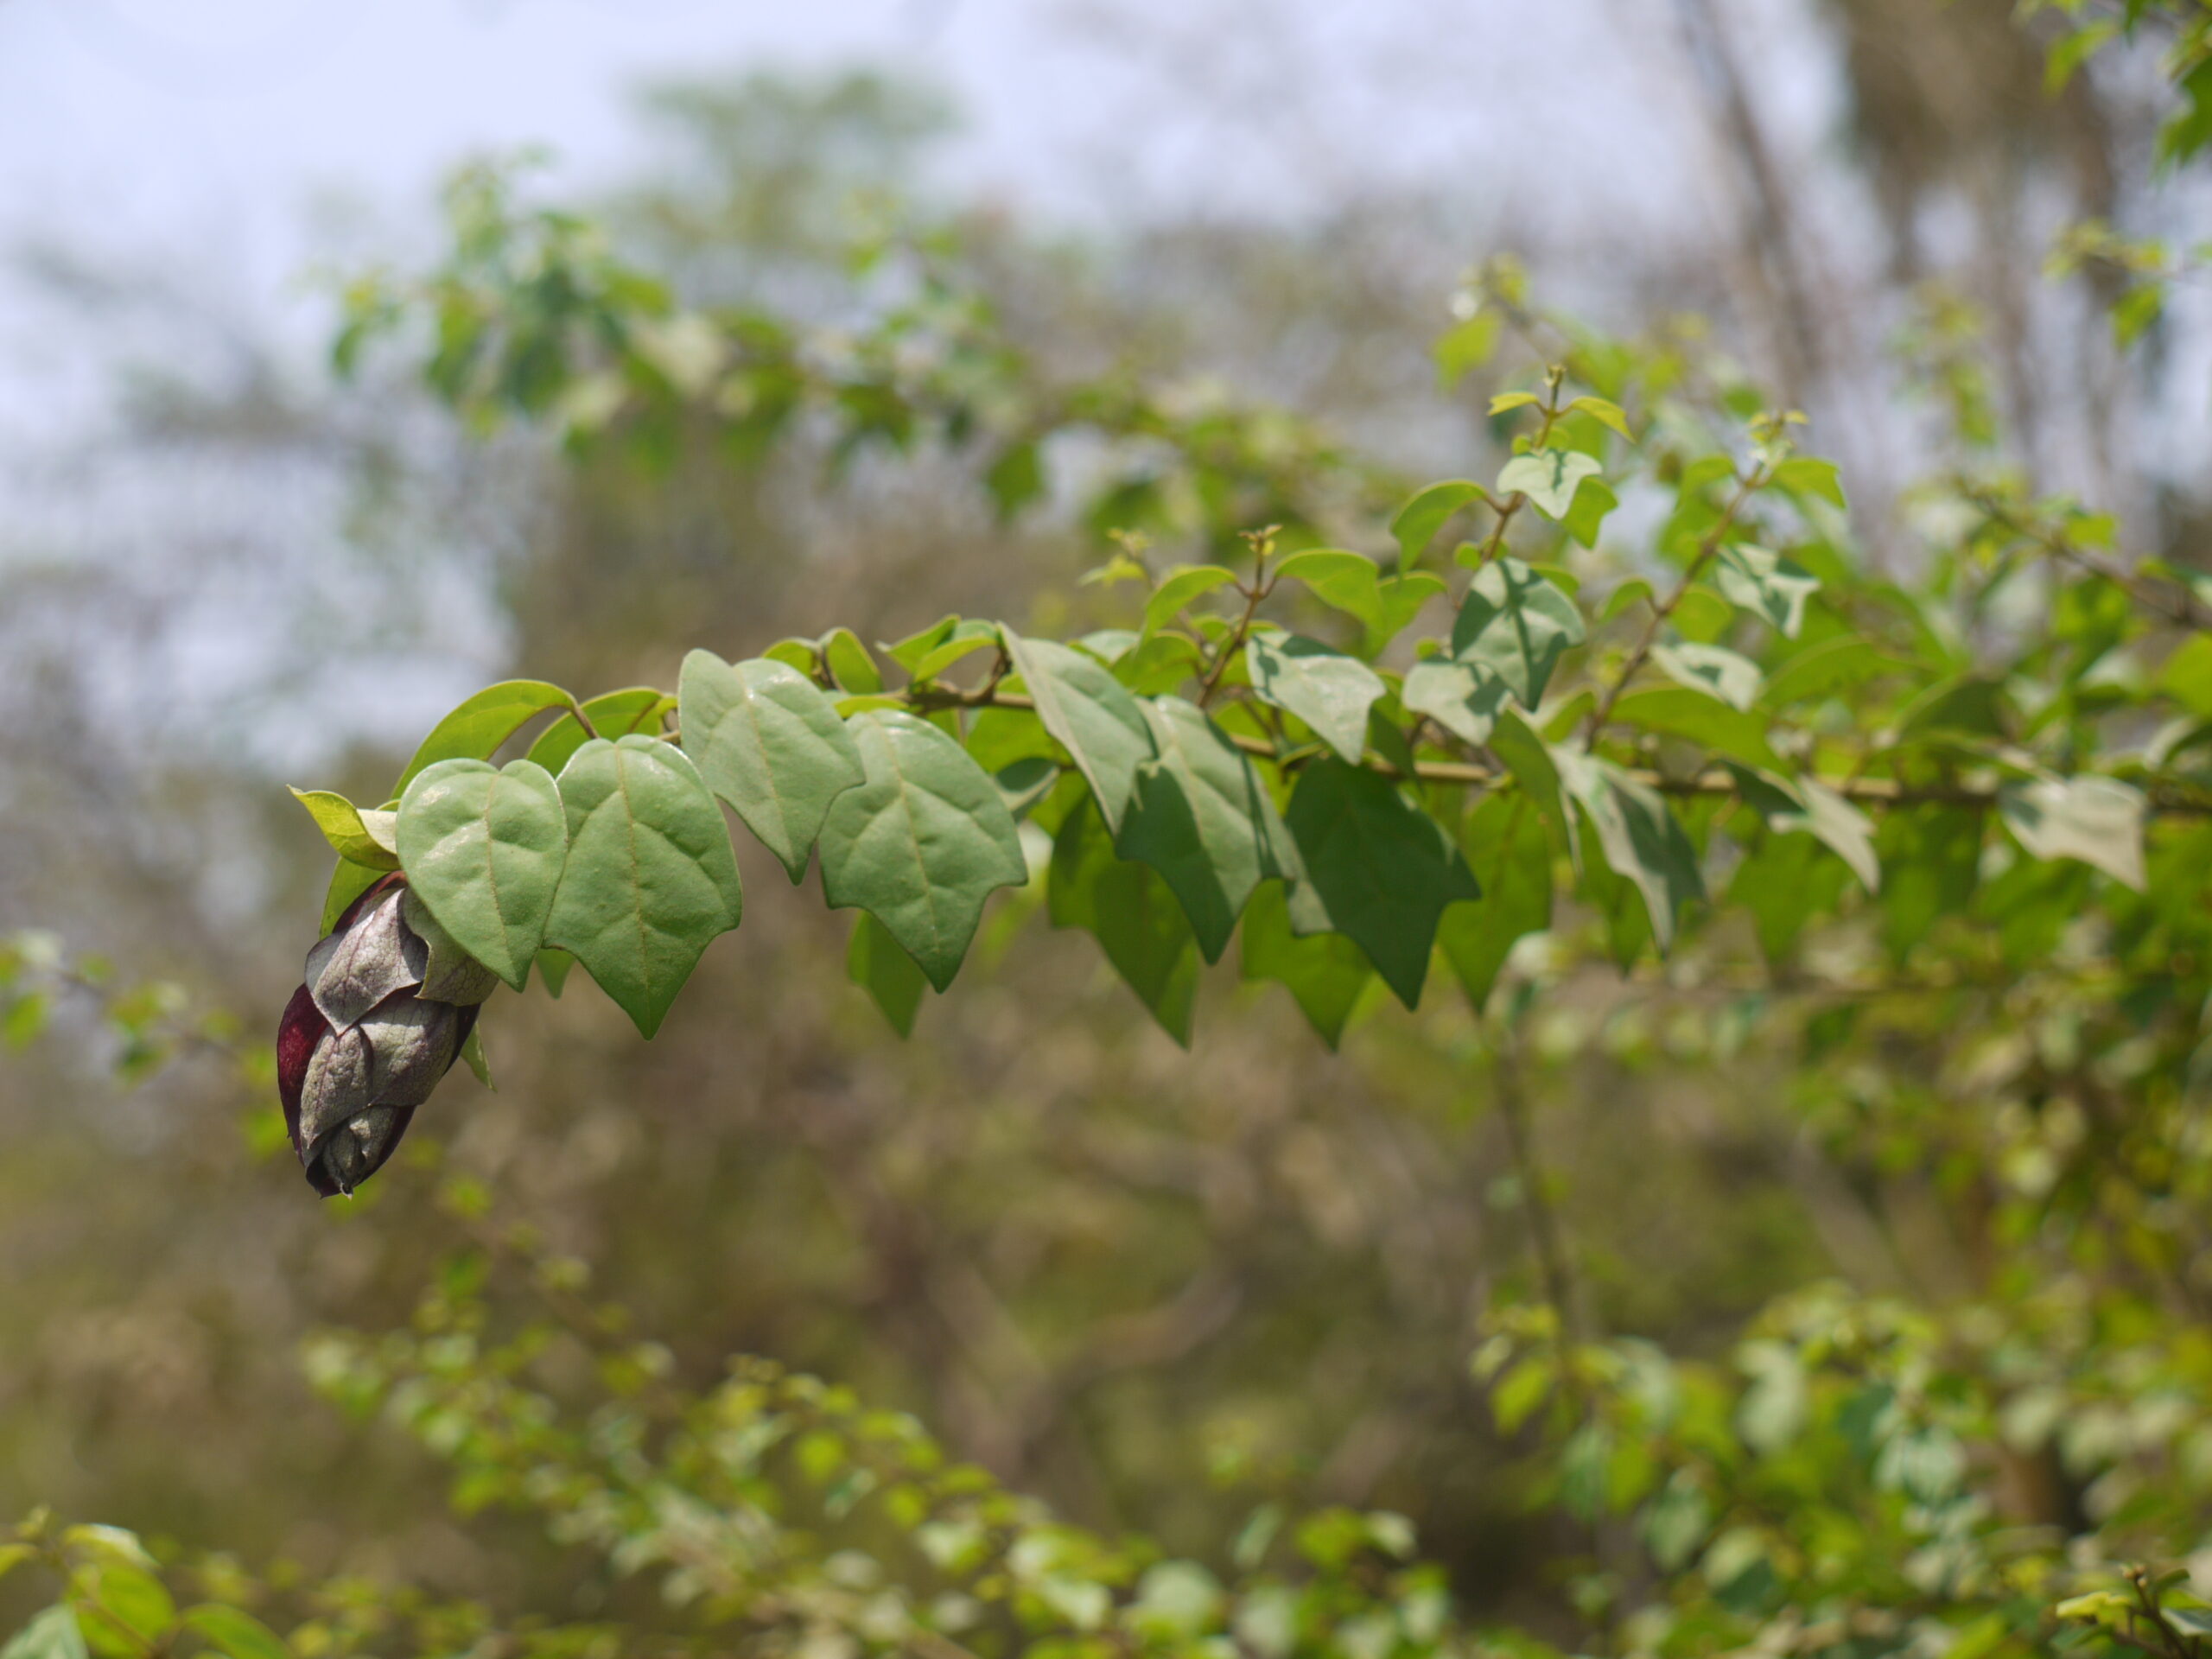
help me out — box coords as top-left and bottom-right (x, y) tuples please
(546, 737), (744, 1037)
(680, 650), (867, 882)
(817, 709), (1028, 992)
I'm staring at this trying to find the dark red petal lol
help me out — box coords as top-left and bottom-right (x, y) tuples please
(276, 983), (329, 1155)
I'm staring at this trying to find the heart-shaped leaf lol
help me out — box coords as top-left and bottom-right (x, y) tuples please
(679, 651), (867, 881)
(1116, 696), (1298, 963)
(546, 737), (743, 1036)
(1497, 448), (1602, 521)
(1246, 634), (1386, 764)
(397, 758), (569, 991)
(817, 710), (1028, 991)
(1005, 630), (1158, 834)
(1451, 556), (1586, 708)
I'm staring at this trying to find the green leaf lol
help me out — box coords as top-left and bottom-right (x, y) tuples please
(524, 687), (672, 776)
(1450, 556), (1586, 708)
(393, 680), (573, 798)
(820, 627), (884, 694)
(1437, 794), (1552, 1011)
(678, 652), (868, 882)
(1611, 688), (1786, 772)
(1005, 630), (1159, 835)
(1769, 456), (1847, 509)
(1246, 634), (1386, 764)
(1727, 766), (1879, 892)
(1652, 642), (1762, 710)
(545, 737), (745, 1037)
(1366, 572), (1448, 654)
(1554, 752), (1703, 952)
(1282, 759), (1479, 1007)
(1, 1609), (86, 1659)
(1562, 477), (1618, 549)
(993, 756), (1062, 822)
(1402, 658), (1510, 747)
(985, 440), (1045, 518)
(1240, 881), (1373, 1048)
(817, 710), (1028, 991)
(848, 912), (929, 1038)
(1142, 566), (1238, 638)
(1497, 448), (1602, 521)
(396, 759), (568, 991)
(532, 948), (574, 997)
(906, 621), (1002, 683)
(1433, 310), (1501, 388)
(1999, 775), (2146, 891)
(1761, 637), (1897, 708)
(77, 1567), (172, 1656)
(1272, 549), (1383, 631)
(288, 790), (399, 870)
(1390, 480), (1484, 564)
(180, 1606), (289, 1659)
(1713, 544), (1818, 637)
(1050, 799), (1199, 1045)
(1878, 806), (1983, 957)
(1116, 696), (1298, 963)
(458, 1024), (493, 1090)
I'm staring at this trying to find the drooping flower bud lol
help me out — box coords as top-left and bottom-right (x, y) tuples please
(276, 873), (486, 1197)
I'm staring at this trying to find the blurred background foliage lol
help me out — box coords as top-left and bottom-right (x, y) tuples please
(1, 0), (2209, 1643)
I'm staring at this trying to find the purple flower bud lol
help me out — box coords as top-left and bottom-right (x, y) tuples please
(277, 873), (485, 1198)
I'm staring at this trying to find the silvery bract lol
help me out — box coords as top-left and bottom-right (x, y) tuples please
(276, 874), (493, 1197)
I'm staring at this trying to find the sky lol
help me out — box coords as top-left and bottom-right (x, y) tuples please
(0, 0), (1859, 779)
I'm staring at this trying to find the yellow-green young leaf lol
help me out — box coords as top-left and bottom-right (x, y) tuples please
(1004, 631), (1159, 835)
(1246, 634), (1386, 765)
(678, 652), (867, 883)
(546, 737), (744, 1037)
(819, 627), (884, 694)
(817, 710), (1028, 992)
(524, 687), (673, 776)
(1282, 760), (1479, 1008)
(1142, 565), (1238, 638)
(397, 759), (569, 990)
(181, 1606), (289, 1659)
(287, 791), (399, 870)
(1769, 455), (1847, 509)
(1050, 798), (1199, 1046)
(1568, 396), (1634, 440)
(1240, 881), (1374, 1049)
(391, 680), (574, 798)
(1389, 480), (1485, 564)
(76, 1566), (173, 1656)
(847, 912), (929, 1038)
(1116, 696), (1300, 963)
(1488, 391), (1541, 416)
(1, 1607), (86, 1659)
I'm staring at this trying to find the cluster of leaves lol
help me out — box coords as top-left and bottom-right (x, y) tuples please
(22, 10), (2212, 1659)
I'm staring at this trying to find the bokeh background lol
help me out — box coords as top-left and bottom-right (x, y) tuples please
(0, 0), (2200, 1624)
